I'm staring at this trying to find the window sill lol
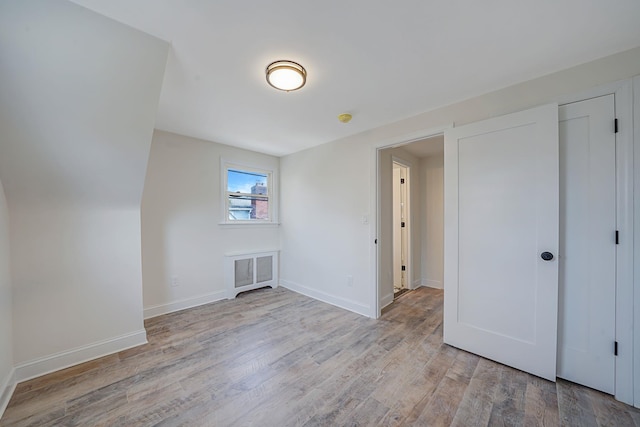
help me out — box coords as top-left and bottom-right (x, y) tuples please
(218, 222), (280, 229)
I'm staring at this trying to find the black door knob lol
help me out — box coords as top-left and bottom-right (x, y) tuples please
(541, 252), (554, 261)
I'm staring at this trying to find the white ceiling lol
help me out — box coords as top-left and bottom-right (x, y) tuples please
(402, 136), (444, 158)
(70, 0), (640, 156)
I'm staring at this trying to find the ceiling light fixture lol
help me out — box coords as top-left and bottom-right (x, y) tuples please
(266, 60), (307, 92)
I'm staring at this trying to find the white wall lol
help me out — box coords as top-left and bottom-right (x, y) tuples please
(280, 140), (373, 315)
(141, 130), (280, 318)
(421, 154), (444, 289)
(0, 0), (168, 379)
(0, 180), (13, 414)
(279, 47), (640, 320)
(10, 208), (147, 363)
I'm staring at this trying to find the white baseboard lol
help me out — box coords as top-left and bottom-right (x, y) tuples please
(424, 279), (443, 289)
(411, 279), (422, 289)
(143, 290), (227, 319)
(13, 329), (147, 384)
(380, 293), (394, 310)
(0, 367), (16, 420)
(280, 280), (372, 318)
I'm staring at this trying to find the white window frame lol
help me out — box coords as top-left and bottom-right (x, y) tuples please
(220, 159), (278, 226)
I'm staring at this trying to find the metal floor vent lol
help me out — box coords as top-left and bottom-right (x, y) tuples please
(225, 250), (279, 299)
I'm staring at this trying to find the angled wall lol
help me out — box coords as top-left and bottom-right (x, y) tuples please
(0, 0), (168, 379)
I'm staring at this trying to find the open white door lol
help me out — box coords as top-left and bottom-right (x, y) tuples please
(444, 104), (559, 381)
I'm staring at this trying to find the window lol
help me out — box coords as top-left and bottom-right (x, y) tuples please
(222, 162), (275, 223)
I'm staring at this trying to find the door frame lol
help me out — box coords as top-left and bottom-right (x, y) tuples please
(371, 125), (451, 317)
(392, 156), (411, 294)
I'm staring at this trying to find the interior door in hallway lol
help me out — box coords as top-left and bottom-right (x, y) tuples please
(392, 161), (409, 295)
(557, 94), (616, 394)
(444, 104), (559, 381)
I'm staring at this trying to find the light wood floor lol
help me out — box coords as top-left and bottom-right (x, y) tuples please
(2, 287), (639, 426)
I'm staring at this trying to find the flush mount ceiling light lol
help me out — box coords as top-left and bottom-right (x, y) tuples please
(266, 60), (307, 92)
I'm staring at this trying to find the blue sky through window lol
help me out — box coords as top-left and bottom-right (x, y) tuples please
(227, 169), (268, 194)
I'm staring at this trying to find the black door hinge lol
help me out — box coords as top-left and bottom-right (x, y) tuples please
(614, 118), (618, 133)
(401, 222), (405, 228)
(374, 239), (377, 244)
(614, 341), (618, 356)
(401, 265), (406, 271)
(615, 230), (619, 245)
(400, 178), (405, 184)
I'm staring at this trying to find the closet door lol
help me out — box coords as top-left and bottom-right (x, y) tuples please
(557, 94), (616, 394)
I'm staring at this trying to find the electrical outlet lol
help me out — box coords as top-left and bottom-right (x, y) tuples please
(171, 275), (179, 287)
(346, 275), (353, 287)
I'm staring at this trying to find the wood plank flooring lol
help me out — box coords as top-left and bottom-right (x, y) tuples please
(2, 286), (639, 426)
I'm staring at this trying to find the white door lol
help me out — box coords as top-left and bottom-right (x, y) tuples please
(444, 104), (559, 381)
(558, 95), (616, 394)
(393, 162), (409, 293)
(392, 164), (403, 290)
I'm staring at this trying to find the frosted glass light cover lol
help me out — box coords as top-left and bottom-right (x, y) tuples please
(269, 69), (302, 90)
(266, 61), (306, 91)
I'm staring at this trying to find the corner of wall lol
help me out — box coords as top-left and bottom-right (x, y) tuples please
(12, 330), (147, 384)
(0, 368), (16, 418)
(280, 280), (372, 318)
(143, 291), (227, 319)
(423, 279), (443, 289)
(380, 293), (394, 310)
(141, 131), (281, 317)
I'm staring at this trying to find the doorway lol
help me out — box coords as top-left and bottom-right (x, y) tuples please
(376, 137), (445, 310)
(392, 160), (409, 298)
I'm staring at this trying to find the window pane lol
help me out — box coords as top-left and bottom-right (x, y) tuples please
(228, 195), (269, 220)
(228, 169), (268, 194)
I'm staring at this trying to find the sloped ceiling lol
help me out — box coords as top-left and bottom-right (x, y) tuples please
(69, 0), (640, 156)
(0, 0), (168, 207)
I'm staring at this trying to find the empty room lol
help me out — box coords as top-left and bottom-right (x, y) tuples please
(1, 0), (640, 425)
